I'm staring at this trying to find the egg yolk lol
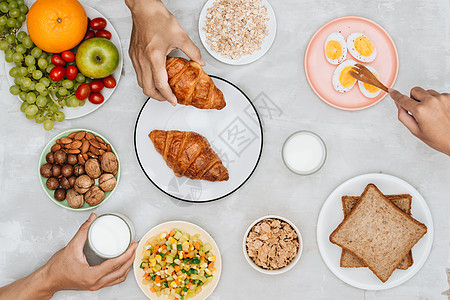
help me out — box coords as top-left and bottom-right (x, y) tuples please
(326, 40), (343, 60)
(339, 66), (356, 88)
(363, 74), (380, 93)
(354, 36), (374, 57)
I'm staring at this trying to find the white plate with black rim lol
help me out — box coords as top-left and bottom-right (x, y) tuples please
(134, 76), (263, 202)
(198, 0), (277, 65)
(317, 173), (433, 290)
(4, 5), (123, 119)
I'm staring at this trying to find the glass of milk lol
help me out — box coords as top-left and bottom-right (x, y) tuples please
(282, 131), (327, 175)
(87, 213), (135, 259)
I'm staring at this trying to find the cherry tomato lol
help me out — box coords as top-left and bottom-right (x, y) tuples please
(89, 80), (104, 93)
(49, 66), (65, 81)
(89, 92), (104, 105)
(102, 76), (116, 89)
(66, 66), (78, 80)
(75, 83), (91, 100)
(84, 30), (95, 40)
(95, 30), (111, 40)
(61, 50), (75, 63)
(51, 54), (65, 66)
(90, 17), (107, 30)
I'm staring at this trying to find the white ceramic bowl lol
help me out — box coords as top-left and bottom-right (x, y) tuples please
(242, 215), (303, 275)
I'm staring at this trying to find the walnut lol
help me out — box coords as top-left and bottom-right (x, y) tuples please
(74, 175), (93, 194)
(101, 152), (118, 174)
(84, 186), (105, 206)
(98, 173), (117, 192)
(66, 189), (84, 209)
(85, 158), (101, 179)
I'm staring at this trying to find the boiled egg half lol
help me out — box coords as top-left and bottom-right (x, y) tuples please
(332, 60), (357, 93)
(358, 65), (381, 98)
(324, 32), (347, 64)
(347, 33), (377, 62)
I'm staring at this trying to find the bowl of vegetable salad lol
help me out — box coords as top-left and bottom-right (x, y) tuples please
(134, 221), (222, 300)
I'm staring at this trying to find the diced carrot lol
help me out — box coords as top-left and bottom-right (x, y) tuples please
(174, 266), (181, 272)
(208, 262), (214, 268)
(175, 278), (180, 285)
(187, 282), (192, 288)
(160, 245), (167, 250)
(142, 273), (148, 278)
(195, 241), (201, 250)
(200, 256), (205, 261)
(153, 245), (159, 254)
(144, 266), (149, 271)
(150, 287), (156, 293)
(154, 275), (161, 284)
(145, 276), (151, 280)
(170, 230), (176, 237)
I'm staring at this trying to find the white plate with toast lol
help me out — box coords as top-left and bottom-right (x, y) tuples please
(134, 76), (263, 202)
(317, 173), (433, 290)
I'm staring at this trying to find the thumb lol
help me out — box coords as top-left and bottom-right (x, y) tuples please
(179, 37), (205, 66)
(69, 213), (97, 248)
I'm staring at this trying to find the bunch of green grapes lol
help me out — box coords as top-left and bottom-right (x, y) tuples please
(0, 1), (87, 130)
(0, 0), (27, 35)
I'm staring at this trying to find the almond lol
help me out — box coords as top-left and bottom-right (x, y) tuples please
(51, 144), (61, 152)
(74, 131), (86, 140)
(70, 140), (82, 149)
(82, 153), (88, 160)
(99, 149), (105, 155)
(90, 146), (100, 156)
(106, 144), (111, 152)
(56, 139), (61, 145)
(99, 143), (107, 150)
(86, 132), (95, 140)
(88, 139), (101, 149)
(68, 132), (77, 139)
(78, 154), (85, 165)
(95, 136), (105, 144)
(68, 149), (80, 154)
(60, 137), (73, 144)
(87, 152), (98, 159)
(81, 141), (90, 154)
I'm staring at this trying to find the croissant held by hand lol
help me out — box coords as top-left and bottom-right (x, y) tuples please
(166, 57), (226, 110)
(149, 130), (229, 182)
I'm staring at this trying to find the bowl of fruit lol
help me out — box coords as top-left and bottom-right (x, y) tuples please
(38, 129), (120, 210)
(1, 0), (123, 130)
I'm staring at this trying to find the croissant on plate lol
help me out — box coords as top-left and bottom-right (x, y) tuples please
(166, 57), (226, 110)
(149, 130), (229, 182)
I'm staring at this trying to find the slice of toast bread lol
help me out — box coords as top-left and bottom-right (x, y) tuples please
(330, 184), (427, 283)
(340, 195), (413, 270)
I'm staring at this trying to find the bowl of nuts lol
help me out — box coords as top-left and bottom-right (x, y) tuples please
(38, 129), (120, 210)
(242, 215), (303, 275)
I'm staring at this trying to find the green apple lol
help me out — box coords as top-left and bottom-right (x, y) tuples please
(76, 38), (119, 79)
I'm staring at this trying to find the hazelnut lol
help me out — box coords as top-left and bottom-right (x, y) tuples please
(67, 154), (78, 165)
(75, 175), (93, 194)
(68, 176), (76, 188)
(66, 188), (84, 208)
(46, 152), (54, 164)
(52, 164), (61, 177)
(101, 152), (118, 174)
(40, 163), (53, 178)
(54, 150), (67, 164)
(60, 177), (71, 190)
(46, 177), (60, 190)
(61, 164), (73, 177)
(73, 165), (85, 177)
(99, 173), (117, 192)
(84, 186), (105, 206)
(54, 188), (66, 201)
(85, 158), (101, 179)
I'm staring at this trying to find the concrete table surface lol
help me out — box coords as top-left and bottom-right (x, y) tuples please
(0, 0), (449, 299)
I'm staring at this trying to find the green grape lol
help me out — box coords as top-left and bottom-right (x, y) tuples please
(73, 83), (80, 91)
(14, 21), (22, 29)
(26, 113), (35, 120)
(54, 111), (65, 122)
(46, 64), (55, 73)
(0, 15), (7, 26)
(16, 0), (24, 5)
(13, 76), (21, 85)
(16, 44), (26, 54)
(48, 103), (58, 113)
(22, 77), (31, 87)
(9, 8), (20, 18)
(39, 77), (50, 87)
(25, 104), (38, 116)
(16, 14), (25, 23)
(22, 36), (33, 48)
(29, 82), (35, 90)
(9, 84), (20, 95)
(32, 70), (42, 80)
(62, 80), (73, 89)
(0, 40), (8, 51)
(36, 95), (47, 107)
(20, 101), (29, 112)
(13, 61), (21, 67)
(0, 2), (8, 13)
(18, 4), (27, 14)
(78, 99), (86, 107)
(58, 87), (68, 96)
(43, 119), (53, 131)
(44, 112), (53, 121)
(9, 66), (18, 77)
(26, 92), (36, 103)
(6, 18), (16, 28)
(39, 52), (48, 59)
(85, 77), (92, 84)
(60, 98), (67, 107)
(35, 82), (45, 93)
(18, 66), (26, 76)
(49, 85), (58, 93)
(31, 47), (42, 58)
(35, 113), (45, 124)
(40, 90), (48, 96)
(27, 65), (36, 74)
(19, 91), (26, 101)
(8, 1), (18, 9)
(25, 55), (35, 66)
(4, 50), (13, 63)
(5, 34), (15, 44)
(12, 52), (23, 63)
(16, 30), (26, 41)
(75, 73), (85, 83)
(46, 55), (52, 63)
(67, 96), (78, 107)
(37, 58), (47, 69)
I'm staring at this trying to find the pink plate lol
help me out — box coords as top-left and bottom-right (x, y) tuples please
(304, 16), (398, 110)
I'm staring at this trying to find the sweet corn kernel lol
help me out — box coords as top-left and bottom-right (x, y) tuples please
(159, 232), (167, 239)
(178, 251), (183, 259)
(170, 281), (177, 288)
(208, 256), (216, 262)
(155, 255), (162, 262)
(150, 259), (157, 266)
(213, 268), (217, 273)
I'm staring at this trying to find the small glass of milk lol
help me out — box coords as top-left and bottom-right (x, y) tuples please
(87, 213), (135, 259)
(282, 131), (327, 175)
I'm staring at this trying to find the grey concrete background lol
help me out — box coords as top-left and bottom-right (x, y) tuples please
(0, 0), (449, 299)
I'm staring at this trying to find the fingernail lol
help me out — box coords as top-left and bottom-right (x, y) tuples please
(88, 213), (96, 221)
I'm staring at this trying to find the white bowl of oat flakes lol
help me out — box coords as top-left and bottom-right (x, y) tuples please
(243, 215), (303, 275)
(199, 0), (277, 65)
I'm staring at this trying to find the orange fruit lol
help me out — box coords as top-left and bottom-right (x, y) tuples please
(27, 0), (88, 53)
